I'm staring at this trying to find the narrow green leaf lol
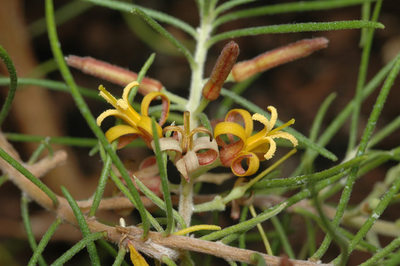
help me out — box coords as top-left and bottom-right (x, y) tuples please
(98, 240), (130, 266)
(294, 54), (399, 175)
(215, 0), (255, 17)
(29, 1), (92, 37)
(131, 8), (195, 68)
(201, 202), (286, 241)
(151, 119), (174, 235)
(112, 247), (127, 266)
(361, 236), (400, 266)
(51, 232), (105, 266)
(348, 0), (383, 153)
(253, 156), (364, 189)
(0, 147), (59, 207)
(45, 0), (150, 236)
(250, 253), (266, 266)
(133, 176), (186, 229)
(61, 187), (101, 265)
(313, 53), (400, 261)
(0, 45), (18, 127)
(21, 195), (47, 266)
(220, 88), (337, 161)
(368, 115), (400, 148)
(214, 0), (377, 27)
(0, 77), (100, 99)
(216, 75), (258, 118)
(84, 0), (197, 38)
(129, 53), (156, 104)
(309, 93), (337, 142)
(28, 218), (62, 266)
(270, 216), (295, 259)
(89, 154), (112, 217)
(197, 112), (212, 133)
(209, 20), (384, 46)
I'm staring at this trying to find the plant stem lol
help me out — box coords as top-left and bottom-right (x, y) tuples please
(179, 178), (195, 226)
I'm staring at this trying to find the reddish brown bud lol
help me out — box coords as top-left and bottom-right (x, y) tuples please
(65, 55), (162, 95)
(232, 37), (329, 82)
(202, 41), (240, 101)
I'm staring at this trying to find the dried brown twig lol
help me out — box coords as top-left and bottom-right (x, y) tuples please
(0, 132), (331, 265)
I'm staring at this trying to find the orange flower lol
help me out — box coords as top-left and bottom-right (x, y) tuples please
(214, 107), (297, 176)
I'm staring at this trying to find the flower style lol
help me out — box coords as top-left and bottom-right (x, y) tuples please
(96, 81), (170, 148)
(214, 106), (298, 177)
(155, 112), (219, 181)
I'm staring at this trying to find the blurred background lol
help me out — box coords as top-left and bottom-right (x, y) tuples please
(0, 0), (399, 265)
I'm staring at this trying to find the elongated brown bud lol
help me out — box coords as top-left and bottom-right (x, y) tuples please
(65, 55), (162, 95)
(202, 41), (239, 101)
(232, 37), (329, 82)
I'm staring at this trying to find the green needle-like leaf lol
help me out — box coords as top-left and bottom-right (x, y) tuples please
(214, 0), (377, 27)
(209, 20), (384, 46)
(151, 119), (174, 235)
(0, 45), (18, 127)
(84, 0), (197, 38)
(61, 187), (101, 265)
(51, 232), (105, 266)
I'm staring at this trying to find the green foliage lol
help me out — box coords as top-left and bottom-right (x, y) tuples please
(1, 0), (399, 265)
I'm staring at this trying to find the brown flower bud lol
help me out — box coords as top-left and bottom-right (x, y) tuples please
(202, 41), (239, 101)
(232, 37), (329, 82)
(65, 55), (162, 95)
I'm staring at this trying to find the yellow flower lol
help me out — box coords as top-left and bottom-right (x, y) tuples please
(214, 106), (297, 176)
(97, 81), (170, 148)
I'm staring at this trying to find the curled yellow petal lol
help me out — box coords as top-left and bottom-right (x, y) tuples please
(140, 92), (170, 126)
(128, 243), (149, 266)
(270, 131), (298, 147)
(122, 81), (140, 103)
(173, 224), (221, 236)
(225, 109), (253, 137)
(214, 121), (247, 145)
(231, 151), (260, 176)
(104, 124), (140, 143)
(97, 109), (126, 126)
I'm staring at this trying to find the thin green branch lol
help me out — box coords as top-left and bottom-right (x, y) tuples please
(0, 45), (18, 127)
(28, 218), (62, 266)
(98, 240), (130, 266)
(51, 232), (106, 266)
(29, 1), (92, 37)
(270, 216), (295, 259)
(348, 0), (383, 153)
(313, 53), (400, 261)
(214, 0), (377, 27)
(89, 152), (112, 217)
(61, 187), (101, 265)
(131, 8), (195, 68)
(214, 0), (255, 17)
(21, 195), (47, 266)
(112, 247), (127, 266)
(216, 75), (259, 118)
(0, 147), (59, 206)
(209, 20), (384, 46)
(0, 77), (99, 99)
(294, 54), (400, 175)
(309, 93), (337, 142)
(361, 236), (400, 266)
(151, 119), (174, 235)
(84, 0), (197, 38)
(368, 115), (400, 148)
(200, 202), (287, 241)
(45, 0), (150, 236)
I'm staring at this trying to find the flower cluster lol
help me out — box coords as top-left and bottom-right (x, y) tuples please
(97, 83), (297, 182)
